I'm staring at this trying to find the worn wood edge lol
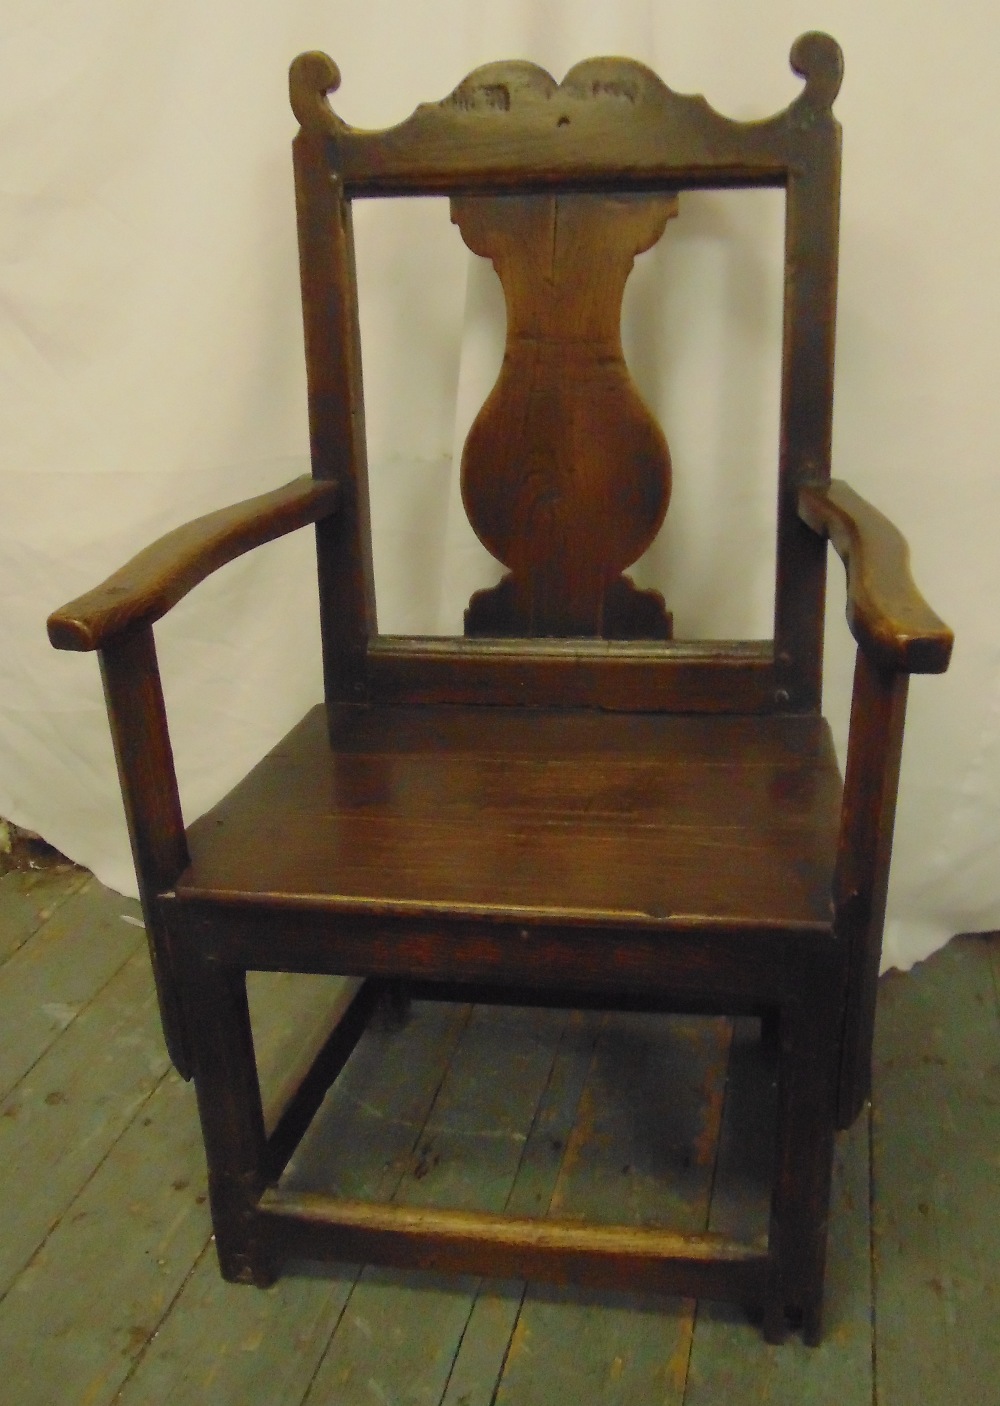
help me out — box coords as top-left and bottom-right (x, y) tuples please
(168, 887), (832, 937)
(370, 636), (771, 662)
(48, 477), (340, 652)
(289, 50), (342, 132)
(259, 1190), (768, 1259)
(798, 481), (953, 673)
(290, 35), (842, 195)
(258, 1190), (768, 1296)
(366, 635), (777, 711)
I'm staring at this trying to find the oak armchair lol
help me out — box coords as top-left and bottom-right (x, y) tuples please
(49, 33), (952, 1343)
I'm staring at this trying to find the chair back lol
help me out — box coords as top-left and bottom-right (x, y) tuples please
(290, 36), (843, 714)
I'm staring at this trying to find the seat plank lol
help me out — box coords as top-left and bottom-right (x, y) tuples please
(178, 705), (839, 932)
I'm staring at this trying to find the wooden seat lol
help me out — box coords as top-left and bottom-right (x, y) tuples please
(178, 704), (840, 932)
(48, 31), (952, 1344)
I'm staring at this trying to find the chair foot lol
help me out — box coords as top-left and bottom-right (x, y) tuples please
(761, 1297), (823, 1346)
(762, 1287), (788, 1345)
(802, 1298), (823, 1347)
(379, 979), (412, 1028)
(215, 1236), (277, 1289)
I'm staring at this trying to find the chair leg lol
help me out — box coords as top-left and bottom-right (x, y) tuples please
(181, 952), (275, 1287)
(764, 993), (839, 1344)
(380, 978), (412, 1028)
(760, 1008), (781, 1056)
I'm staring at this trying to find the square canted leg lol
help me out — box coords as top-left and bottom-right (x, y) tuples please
(763, 993), (841, 1344)
(180, 953), (276, 1287)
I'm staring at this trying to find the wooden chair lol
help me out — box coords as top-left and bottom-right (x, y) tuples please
(48, 33), (952, 1343)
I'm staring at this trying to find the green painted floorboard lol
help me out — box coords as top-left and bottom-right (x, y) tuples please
(872, 935), (1000, 1406)
(0, 879), (142, 1100)
(0, 865), (88, 967)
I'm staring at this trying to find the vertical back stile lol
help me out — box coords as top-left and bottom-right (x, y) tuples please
(293, 108), (376, 705)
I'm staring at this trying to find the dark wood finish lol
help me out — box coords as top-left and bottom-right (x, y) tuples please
(47, 34), (954, 1344)
(176, 704), (841, 931)
(47, 477), (340, 652)
(765, 984), (844, 1344)
(47, 477), (342, 1078)
(178, 951), (273, 1286)
(771, 76), (841, 714)
(292, 100), (376, 705)
(800, 478), (954, 1124)
(98, 626), (191, 1077)
(165, 898), (837, 1008)
(799, 481), (953, 673)
(453, 191), (676, 637)
(833, 652), (909, 1127)
(293, 33), (844, 708)
(288, 39), (842, 196)
(367, 636), (776, 711)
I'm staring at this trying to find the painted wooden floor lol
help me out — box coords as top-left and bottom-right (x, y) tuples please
(0, 861), (997, 1405)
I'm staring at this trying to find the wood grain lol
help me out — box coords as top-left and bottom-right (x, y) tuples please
(293, 34), (845, 709)
(0, 866), (88, 967)
(0, 884), (363, 1406)
(0, 878), (142, 1101)
(115, 1002), (472, 1406)
(258, 1193), (766, 1298)
(453, 191), (676, 637)
(798, 480), (953, 673)
(366, 636), (776, 712)
(833, 651), (909, 1126)
(39, 30), (947, 1348)
(687, 1042), (874, 1403)
(872, 938), (1000, 1406)
(0, 943), (167, 1300)
(9, 867), (998, 1393)
(177, 703), (841, 932)
(436, 1010), (601, 1406)
(289, 38), (842, 195)
(299, 1004), (570, 1406)
(293, 122), (376, 705)
(46, 477), (339, 652)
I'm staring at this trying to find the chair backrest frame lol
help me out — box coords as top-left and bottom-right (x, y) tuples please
(290, 33), (843, 715)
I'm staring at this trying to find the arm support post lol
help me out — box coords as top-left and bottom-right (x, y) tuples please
(799, 480), (952, 1125)
(99, 624), (192, 1077)
(48, 475), (342, 1077)
(833, 651), (908, 1125)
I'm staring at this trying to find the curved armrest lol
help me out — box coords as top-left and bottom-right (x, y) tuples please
(798, 480), (953, 673)
(48, 476), (340, 651)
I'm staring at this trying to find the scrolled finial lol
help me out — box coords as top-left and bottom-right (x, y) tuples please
(290, 50), (342, 132)
(789, 31), (843, 109)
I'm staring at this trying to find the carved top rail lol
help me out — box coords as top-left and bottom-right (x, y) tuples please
(290, 33), (843, 196)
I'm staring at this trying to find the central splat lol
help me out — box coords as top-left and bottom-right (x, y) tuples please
(453, 191), (677, 638)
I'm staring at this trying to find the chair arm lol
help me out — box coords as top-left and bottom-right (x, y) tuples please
(47, 475), (340, 651)
(798, 480), (953, 674)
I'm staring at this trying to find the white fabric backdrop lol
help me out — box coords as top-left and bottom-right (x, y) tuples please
(2, 0), (997, 969)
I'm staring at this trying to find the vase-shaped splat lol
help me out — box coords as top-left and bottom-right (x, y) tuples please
(453, 191), (676, 638)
